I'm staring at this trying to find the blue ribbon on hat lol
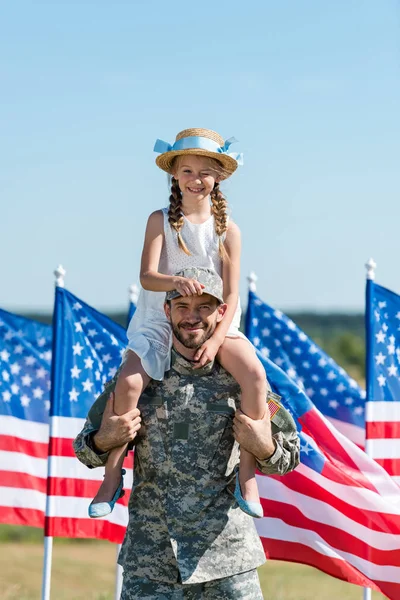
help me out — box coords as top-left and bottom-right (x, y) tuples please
(154, 135), (243, 166)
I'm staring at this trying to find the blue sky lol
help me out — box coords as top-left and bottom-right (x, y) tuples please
(1, 1), (399, 313)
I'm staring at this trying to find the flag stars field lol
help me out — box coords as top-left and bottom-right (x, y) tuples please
(376, 330), (386, 343)
(246, 291), (366, 447)
(0, 293), (136, 542)
(42, 288), (132, 545)
(376, 352), (386, 365)
(365, 281), (400, 496)
(370, 287), (400, 395)
(72, 343), (84, 356)
(69, 389), (80, 402)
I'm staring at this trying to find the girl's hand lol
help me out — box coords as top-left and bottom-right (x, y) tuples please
(193, 336), (222, 369)
(174, 277), (205, 297)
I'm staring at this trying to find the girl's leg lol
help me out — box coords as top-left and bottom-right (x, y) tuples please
(218, 338), (267, 506)
(91, 350), (150, 506)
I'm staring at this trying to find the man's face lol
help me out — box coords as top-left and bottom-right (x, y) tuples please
(164, 293), (226, 350)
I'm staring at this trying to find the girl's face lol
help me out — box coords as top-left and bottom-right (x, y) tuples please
(173, 155), (221, 201)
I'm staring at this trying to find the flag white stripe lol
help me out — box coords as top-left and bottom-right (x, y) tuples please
(1, 486), (46, 510)
(271, 463), (400, 514)
(366, 402), (400, 422)
(0, 451), (47, 478)
(47, 455), (133, 487)
(0, 415), (49, 443)
(365, 439), (400, 459)
(257, 517), (400, 583)
(327, 416), (365, 447)
(0, 449), (134, 488)
(258, 476), (400, 550)
(50, 416), (85, 438)
(313, 409), (400, 499)
(46, 495), (129, 527)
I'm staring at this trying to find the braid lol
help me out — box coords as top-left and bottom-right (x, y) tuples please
(210, 183), (229, 261)
(168, 177), (191, 255)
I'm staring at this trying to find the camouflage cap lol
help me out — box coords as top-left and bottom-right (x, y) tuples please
(166, 267), (224, 304)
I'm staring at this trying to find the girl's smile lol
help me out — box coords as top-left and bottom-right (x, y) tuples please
(187, 185), (205, 194)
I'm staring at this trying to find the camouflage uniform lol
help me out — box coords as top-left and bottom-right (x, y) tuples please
(120, 569), (263, 599)
(74, 350), (299, 598)
(73, 267), (300, 599)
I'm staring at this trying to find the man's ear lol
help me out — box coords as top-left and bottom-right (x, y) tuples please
(164, 302), (171, 322)
(216, 302), (228, 323)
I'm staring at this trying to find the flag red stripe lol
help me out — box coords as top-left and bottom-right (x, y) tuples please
(300, 412), (377, 492)
(48, 437), (134, 467)
(261, 498), (400, 565)
(375, 458), (400, 477)
(261, 538), (400, 599)
(48, 437), (75, 457)
(366, 421), (400, 439)
(266, 471), (400, 532)
(0, 470), (47, 493)
(47, 476), (130, 506)
(0, 506), (44, 528)
(45, 516), (125, 543)
(0, 435), (48, 459)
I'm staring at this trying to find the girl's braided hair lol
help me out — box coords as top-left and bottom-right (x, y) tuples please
(168, 157), (230, 260)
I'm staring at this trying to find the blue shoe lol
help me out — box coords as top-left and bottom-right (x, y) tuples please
(233, 474), (264, 519)
(88, 469), (126, 519)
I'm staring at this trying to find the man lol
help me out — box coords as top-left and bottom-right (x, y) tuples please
(74, 267), (300, 599)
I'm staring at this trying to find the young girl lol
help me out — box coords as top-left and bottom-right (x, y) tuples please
(88, 128), (267, 519)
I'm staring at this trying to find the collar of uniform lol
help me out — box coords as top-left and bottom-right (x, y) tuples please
(170, 347), (215, 376)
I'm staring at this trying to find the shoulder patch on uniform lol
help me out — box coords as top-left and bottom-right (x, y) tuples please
(267, 397), (281, 419)
(266, 391), (283, 421)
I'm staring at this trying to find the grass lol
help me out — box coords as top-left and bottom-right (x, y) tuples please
(0, 538), (386, 600)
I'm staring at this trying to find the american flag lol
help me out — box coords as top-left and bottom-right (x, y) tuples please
(0, 309), (51, 528)
(366, 281), (400, 485)
(45, 287), (132, 543)
(246, 290), (366, 448)
(255, 350), (400, 600)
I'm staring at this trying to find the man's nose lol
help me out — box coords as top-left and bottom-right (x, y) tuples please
(185, 311), (201, 323)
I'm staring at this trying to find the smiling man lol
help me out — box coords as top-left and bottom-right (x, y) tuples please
(165, 274), (226, 351)
(74, 267), (300, 599)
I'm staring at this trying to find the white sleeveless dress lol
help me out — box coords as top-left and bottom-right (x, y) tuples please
(126, 207), (246, 380)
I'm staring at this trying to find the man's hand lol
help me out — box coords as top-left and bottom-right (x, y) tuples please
(233, 407), (276, 461)
(92, 392), (141, 453)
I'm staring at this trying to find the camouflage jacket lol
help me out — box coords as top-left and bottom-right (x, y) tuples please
(73, 348), (300, 585)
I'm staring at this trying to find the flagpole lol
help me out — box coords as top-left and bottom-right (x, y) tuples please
(363, 258), (376, 600)
(245, 272), (258, 337)
(129, 283), (139, 305)
(247, 271), (258, 293)
(41, 265), (66, 600)
(114, 284), (139, 599)
(127, 283), (139, 327)
(114, 544), (123, 599)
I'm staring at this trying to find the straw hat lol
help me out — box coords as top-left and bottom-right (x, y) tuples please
(154, 128), (243, 180)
